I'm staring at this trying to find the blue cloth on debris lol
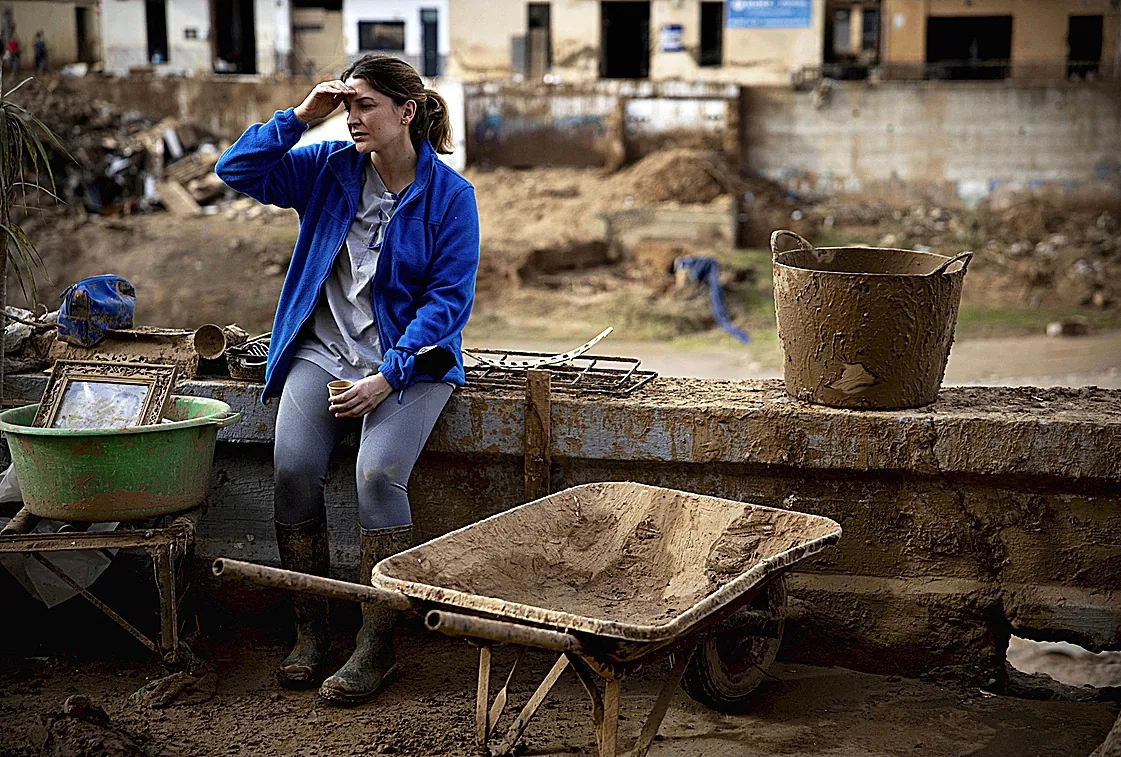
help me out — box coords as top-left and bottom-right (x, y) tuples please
(673, 256), (751, 344)
(215, 108), (480, 400)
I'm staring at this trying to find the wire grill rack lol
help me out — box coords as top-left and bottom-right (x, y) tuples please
(463, 349), (657, 397)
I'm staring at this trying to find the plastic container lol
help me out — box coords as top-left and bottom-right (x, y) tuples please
(0, 395), (240, 521)
(771, 230), (971, 410)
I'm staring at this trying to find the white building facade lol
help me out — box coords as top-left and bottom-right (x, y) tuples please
(342, 0), (449, 76)
(100, 0), (292, 77)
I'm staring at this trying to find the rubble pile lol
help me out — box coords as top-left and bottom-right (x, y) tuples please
(812, 198), (1121, 311)
(9, 82), (239, 219)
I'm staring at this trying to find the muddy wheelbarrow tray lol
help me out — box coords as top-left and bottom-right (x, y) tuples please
(377, 481), (840, 756)
(214, 482), (840, 756)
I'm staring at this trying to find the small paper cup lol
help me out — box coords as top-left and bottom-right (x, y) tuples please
(327, 380), (353, 400)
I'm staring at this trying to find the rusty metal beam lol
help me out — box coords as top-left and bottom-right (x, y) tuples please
(0, 529), (174, 553)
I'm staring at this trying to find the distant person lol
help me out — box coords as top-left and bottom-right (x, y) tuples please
(216, 55), (479, 707)
(33, 31), (46, 73)
(5, 30), (19, 74)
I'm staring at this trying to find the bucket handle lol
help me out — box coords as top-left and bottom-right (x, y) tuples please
(210, 411), (242, 428)
(770, 230), (814, 259)
(928, 251), (974, 276)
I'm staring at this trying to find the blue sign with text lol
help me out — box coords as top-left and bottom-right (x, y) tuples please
(726, 0), (813, 29)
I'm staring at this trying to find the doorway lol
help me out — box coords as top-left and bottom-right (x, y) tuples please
(527, 3), (552, 78)
(1068, 15), (1103, 78)
(420, 8), (439, 76)
(75, 6), (91, 61)
(600, 1), (649, 79)
(213, 0), (257, 74)
(698, 2), (723, 67)
(145, 0), (169, 64)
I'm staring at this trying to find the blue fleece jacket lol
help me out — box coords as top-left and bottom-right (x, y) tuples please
(215, 108), (480, 400)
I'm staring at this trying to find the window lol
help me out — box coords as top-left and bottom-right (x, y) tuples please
(698, 2), (723, 67)
(1068, 15), (1103, 79)
(925, 16), (1012, 80)
(358, 21), (405, 52)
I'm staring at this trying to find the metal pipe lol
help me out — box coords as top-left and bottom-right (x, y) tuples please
(212, 558), (412, 611)
(425, 609), (582, 653)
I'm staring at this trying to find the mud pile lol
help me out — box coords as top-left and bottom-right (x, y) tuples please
(617, 148), (731, 204)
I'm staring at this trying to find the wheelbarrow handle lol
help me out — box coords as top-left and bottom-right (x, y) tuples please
(425, 609), (583, 654)
(212, 557), (412, 611)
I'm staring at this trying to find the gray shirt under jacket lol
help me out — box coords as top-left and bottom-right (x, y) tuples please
(294, 162), (401, 382)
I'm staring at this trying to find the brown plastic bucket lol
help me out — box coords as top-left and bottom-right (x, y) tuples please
(771, 230), (972, 410)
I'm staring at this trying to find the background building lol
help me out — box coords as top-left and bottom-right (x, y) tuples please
(447, 0), (1120, 84)
(0, 0), (101, 70)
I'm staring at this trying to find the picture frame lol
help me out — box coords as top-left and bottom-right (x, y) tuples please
(32, 360), (179, 430)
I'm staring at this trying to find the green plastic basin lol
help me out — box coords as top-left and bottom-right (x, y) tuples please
(0, 395), (240, 522)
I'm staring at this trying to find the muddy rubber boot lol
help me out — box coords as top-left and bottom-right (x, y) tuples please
(319, 525), (412, 706)
(275, 516), (331, 689)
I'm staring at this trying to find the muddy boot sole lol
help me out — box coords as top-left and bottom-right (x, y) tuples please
(278, 663), (329, 690)
(317, 664), (398, 707)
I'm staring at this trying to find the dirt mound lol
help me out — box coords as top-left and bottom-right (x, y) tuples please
(617, 148), (731, 204)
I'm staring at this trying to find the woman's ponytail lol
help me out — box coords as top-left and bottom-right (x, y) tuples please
(417, 88), (453, 154)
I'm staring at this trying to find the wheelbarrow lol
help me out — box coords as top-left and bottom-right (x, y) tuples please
(214, 482), (841, 756)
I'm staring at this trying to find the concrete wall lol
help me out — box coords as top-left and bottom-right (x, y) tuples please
(291, 7), (345, 76)
(59, 75), (314, 139)
(101, 0), (148, 74)
(9, 374), (1117, 687)
(1, 0), (89, 68)
(742, 80), (1121, 201)
(449, 0), (824, 85)
(166, 0), (211, 73)
(466, 80), (739, 167)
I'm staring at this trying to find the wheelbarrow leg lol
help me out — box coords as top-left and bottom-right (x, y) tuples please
(492, 653), (570, 756)
(476, 646), (492, 751)
(629, 643), (696, 757)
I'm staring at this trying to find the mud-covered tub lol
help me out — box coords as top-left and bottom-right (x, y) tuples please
(772, 229), (972, 410)
(0, 396), (239, 521)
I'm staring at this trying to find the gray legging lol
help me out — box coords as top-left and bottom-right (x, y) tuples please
(273, 358), (453, 530)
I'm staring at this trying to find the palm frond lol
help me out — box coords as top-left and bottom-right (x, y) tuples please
(0, 78), (72, 310)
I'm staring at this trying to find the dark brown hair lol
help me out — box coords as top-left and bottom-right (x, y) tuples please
(341, 54), (453, 154)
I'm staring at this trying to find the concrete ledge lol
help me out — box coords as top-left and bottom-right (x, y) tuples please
(5, 374), (1120, 684)
(9, 375), (1115, 479)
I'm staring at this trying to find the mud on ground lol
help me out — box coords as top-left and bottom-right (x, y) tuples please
(0, 627), (1116, 757)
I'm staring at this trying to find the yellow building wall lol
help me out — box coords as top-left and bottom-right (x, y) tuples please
(883, 0), (1120, 77)
(450, 0), (823, 84)
(2, 1), (83, 67)
(651, 0), (825, 84)
(448, 0), (598, 81)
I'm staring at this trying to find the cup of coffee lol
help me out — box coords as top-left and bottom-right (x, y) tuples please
(327, 380), (353, 401)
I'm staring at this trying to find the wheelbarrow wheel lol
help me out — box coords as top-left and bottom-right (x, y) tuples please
(679, 575), (786, 712)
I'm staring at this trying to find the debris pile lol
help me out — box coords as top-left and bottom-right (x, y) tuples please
(9, 82), (236, 218)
